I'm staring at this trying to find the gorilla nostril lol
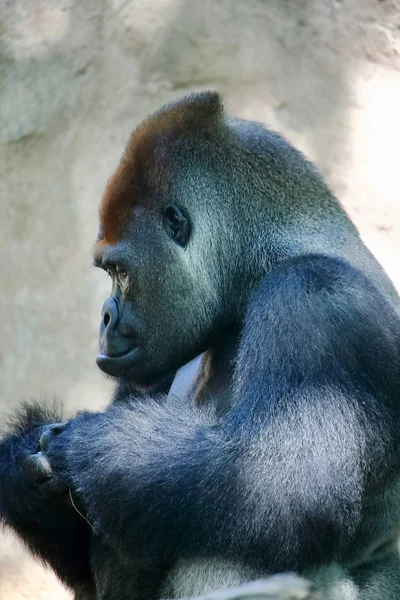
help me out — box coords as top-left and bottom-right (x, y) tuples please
(101, 297), (120, 332)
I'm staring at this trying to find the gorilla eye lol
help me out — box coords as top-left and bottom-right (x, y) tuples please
(163, 205), (191, 247)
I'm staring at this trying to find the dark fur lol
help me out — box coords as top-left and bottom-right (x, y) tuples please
(2, 93), (400, 600)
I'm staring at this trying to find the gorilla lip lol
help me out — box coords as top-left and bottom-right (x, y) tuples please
(96, 346), (140, 376)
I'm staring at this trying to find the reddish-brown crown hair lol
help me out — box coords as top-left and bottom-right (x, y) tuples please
(97, 91), (224, 246)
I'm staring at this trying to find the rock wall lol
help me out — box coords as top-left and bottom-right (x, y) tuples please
(1, 1), (400, 598)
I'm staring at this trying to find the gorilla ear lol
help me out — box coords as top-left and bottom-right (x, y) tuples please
(163, 205), (191, 247)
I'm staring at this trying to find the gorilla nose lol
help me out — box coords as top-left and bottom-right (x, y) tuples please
(99, 297), (135, 358)
(102, 297), (119, 332)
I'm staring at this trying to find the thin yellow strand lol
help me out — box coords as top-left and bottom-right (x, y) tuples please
(68, 488), (98, 536)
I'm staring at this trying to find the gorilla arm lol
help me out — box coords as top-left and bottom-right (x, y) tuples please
(0, 402), (94, 595)
(41, 388), (363, 572)
(41, 256), (397, 573)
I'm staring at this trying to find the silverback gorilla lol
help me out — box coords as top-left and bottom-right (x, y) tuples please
(2, 92), (400, 600)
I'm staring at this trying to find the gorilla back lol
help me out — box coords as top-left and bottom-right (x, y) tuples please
(1, 92), (400, 600)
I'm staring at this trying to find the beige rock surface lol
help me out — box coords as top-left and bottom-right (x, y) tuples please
(1, 0), (400, 598)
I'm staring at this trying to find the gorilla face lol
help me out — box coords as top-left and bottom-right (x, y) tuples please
(94, 202), (218, 386)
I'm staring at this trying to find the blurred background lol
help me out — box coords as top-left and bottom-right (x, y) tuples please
(1, 0), (400, 598)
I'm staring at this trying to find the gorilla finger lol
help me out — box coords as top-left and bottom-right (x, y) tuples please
(21, 451), (53, 483)
(39, 422), (69, 452)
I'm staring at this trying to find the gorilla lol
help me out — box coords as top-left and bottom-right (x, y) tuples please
(2, 92), (400, 600)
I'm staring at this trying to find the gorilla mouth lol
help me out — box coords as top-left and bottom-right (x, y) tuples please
(96, 346), (141, 377)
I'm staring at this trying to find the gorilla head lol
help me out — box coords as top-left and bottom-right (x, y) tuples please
(94, 93), (235, 385)
(94, 91), (348, 386)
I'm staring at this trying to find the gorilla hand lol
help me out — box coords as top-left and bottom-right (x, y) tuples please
(0, 402), (94, 593)
(0, 403), (69, 512)
(20, 422), (70, 491)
